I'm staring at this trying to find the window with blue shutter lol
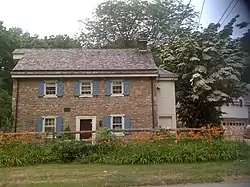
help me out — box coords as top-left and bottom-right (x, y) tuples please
(36, 117), (43, 132)
(123, 79), (130, 96)
(56, 115), (63, 136)
(104, 115), (111, 128)
(57, 80), (63, 96)
(74, 80), (80, 96)
(93, 79), (99, 96)
(124, 116), (131, 135)
(38, 80), (44, 97)
(105, 80), (111, 96)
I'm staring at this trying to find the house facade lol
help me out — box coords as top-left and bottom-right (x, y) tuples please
(11, 42), (177, 139)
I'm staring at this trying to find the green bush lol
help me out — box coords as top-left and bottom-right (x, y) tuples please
(52, 140), (91, 163)
(0, 142), (56, 167)
(81, 140), (250, 164)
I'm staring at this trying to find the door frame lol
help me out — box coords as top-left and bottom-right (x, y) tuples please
(76, 116), (96, 140)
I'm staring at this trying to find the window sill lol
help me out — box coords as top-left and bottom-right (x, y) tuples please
(79, 95), (93, 98)
(111, 94), (124, 97)
(112, 132), (125, 136)
(43, 95), (57, 98)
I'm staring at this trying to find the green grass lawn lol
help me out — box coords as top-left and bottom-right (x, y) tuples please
(0, 160), (250, 187)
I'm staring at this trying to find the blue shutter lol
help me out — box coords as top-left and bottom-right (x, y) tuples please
(36, 118), (43, 132)
(104, 115), (111, 129)
(124, 79), (130, 96)
(38, 80), (44, 97)
(57, 80), (63, 96)
(56, 115), (63, 136)
(93, 79), (98, 96)
(105, 80), (111, 96)
(124, 116), (131, 135)
(74, 80), (80, 96)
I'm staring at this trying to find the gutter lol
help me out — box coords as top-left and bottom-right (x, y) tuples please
(14, 79), (19, 133)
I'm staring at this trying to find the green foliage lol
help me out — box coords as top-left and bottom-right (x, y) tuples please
(0, 88), (12, 131)
(159, 16), (247, 127)
(0, 21), (82, 131)
(80, 0), (198, 48)
(61, 125), (75, 140)
(95, 127), (113, 142)
(82, 140), (250, 164)
(0, 142), (56, 167)
(52, 140), (91, 163)
(240, 29), (250, 83)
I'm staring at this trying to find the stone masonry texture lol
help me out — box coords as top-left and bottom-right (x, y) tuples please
(12, 77), (156, 132)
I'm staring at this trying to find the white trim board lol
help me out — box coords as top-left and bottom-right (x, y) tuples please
(11, 74), (158, 78)
(75, 116), (97, 140)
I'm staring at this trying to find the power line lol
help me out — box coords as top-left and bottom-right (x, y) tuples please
(217, 0), (235, 24)
(198, 0), (205, 27)
(220, 0), (240, 26)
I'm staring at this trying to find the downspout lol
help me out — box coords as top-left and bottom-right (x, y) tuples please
(151, 77), (155, 128)
(14, 79), (19, 133)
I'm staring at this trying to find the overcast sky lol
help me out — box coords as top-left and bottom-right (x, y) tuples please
(0, 0), (249, 38)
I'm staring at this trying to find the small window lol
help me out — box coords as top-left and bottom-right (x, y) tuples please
(111, 115), (124, 136)
(111, 81), (124, 95)
(44, 117), (56, 138)
(80, 81), (93, 96)
(239, 99), (243, 107)
(44, 81), (57, 96)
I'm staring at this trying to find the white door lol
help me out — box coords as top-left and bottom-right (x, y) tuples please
(158, 116), (173, 129)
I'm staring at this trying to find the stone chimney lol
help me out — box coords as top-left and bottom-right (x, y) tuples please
(137, 33), (148, 52)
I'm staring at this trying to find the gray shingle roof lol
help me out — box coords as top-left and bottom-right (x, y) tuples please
(158, 68), (177, 78)
(12, 49), (157, 73)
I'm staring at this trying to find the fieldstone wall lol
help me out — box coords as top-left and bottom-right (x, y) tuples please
(12, 77), (156, 132)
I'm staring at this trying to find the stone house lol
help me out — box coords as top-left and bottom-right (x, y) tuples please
(11, 40), (177, 139)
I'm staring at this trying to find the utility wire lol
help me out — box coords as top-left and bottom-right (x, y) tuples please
(198, 0), (206, 28)
(220, 0), (240, 26)
(217, 0), (235, 24)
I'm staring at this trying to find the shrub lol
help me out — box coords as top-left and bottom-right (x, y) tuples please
(52, 140), (91, 163)
(82, 139), (250, 164)
(0, 142), (56, 167)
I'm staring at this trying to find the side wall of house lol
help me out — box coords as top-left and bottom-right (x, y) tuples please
(156, 80), (176, 129)
(12, 77), (156, 132)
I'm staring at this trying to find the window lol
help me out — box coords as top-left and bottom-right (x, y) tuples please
(111, 80), (124, 95)
(111, 115), (124, 136)
(80, 81), (93, 96)
(239, 99), (243, 107)
(44, 81), (57, 96)
(43, 117), (56, 138)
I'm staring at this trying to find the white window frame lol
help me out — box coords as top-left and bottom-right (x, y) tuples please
(42, 116), (57, 138)
(80, 80), (93, 97)
(111, 80), (124, 96)
(44, 81), (57, 98)
(110, 114), (125, 136)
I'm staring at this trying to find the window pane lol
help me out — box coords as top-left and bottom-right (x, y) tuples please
(81, 82), (92, 95)
(113, 116), (122, 124)
(113, 125), (122, 130)
(45, 126), (55, 133)
(239, 99), (243, 107)
(112, 81), (122, 94)
(45, 118), (55, 127)
(45, 83), (56, 95)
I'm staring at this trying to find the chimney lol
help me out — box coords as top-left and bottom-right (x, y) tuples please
(137, 33), (148, 52)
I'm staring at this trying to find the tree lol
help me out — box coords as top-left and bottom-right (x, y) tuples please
(79, 0), (198, 48)
(159, 16), (247, 128)
(0, 21), (82, 131)
(240, 29), (250, 83)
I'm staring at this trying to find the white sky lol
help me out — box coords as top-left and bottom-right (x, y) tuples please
(0, 0), (249, 38)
